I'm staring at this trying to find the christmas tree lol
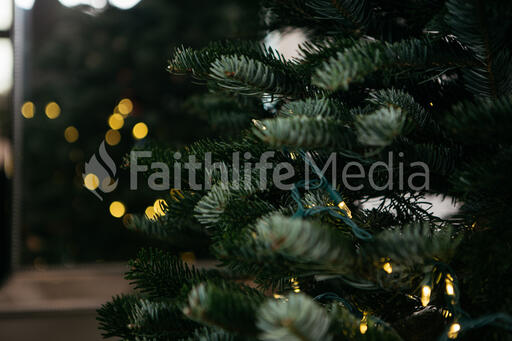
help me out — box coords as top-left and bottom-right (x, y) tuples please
(98, 1), (512, 340)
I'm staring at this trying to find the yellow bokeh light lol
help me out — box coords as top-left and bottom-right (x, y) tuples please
(448, 323), (461, 339)
(359, 322), (368, 334)
(421, 285), (431, 307)
(118, 98), (133, 115)
(84, 173), (99, 190)
(145, 206), (157, 220)
(21, 101), (35, 118)
(108, 113), (124, 130)
(105, 129), (121, 146)
(153, 199), (167, 216)
(45, 102), (61, 119)
(109, 201), (126, 218)
(64, 126), (79, 143)
(383, 262), (393, 274)
(445, 278), (455, 296)
(132, 122), (148, 139)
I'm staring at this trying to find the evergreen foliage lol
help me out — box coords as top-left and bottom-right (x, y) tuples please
(99, 1), (512, 340)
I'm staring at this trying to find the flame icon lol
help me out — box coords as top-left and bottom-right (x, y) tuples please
(83, 141), (118, 200)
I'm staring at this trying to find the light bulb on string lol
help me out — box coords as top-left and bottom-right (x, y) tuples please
(359, 312), (368, 334)
(447, 322), (461, 339)
(382, 262), (393, 274)
(337, 201), (352, 218)
(421, 285), (431, 307)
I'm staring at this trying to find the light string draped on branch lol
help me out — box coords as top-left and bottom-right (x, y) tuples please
(288, 149), (372, 240)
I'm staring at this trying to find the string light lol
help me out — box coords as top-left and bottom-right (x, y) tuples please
(118, 98), (133, 115)
(445, 274), (455, 296)
(45, 102), (61, 119)
(108, 113), (124, 130)
(383, 262), (393, 274)
(170, 188), (184, 201)
(421, 285), (431, 307)
(442, 309), (453, 319)
(83, 173), (99, 190)
(145, 206), (157, 220)
(337, 201), (352, 218)
(105, 129), (121, 146)
(132, 122), (148, 139)
(109, 201), (126, 218)
(448, 322), (461, 339)
(252, 119), (267, 130)
(429, 102), (434, 107)
(153, 199), (166, 216)
(290, 278), (300, 293)
(64, 126), (79, 143)
(360, 312), (368, 334)
(21, 101), (35, 118)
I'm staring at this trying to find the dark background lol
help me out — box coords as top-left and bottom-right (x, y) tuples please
(9, 0), (261, 266)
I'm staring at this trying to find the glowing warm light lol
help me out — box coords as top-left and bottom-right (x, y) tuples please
(105, 129), (121, 146)
(290, 278), (300, 293)
(445, 278), (455, 296)
(0, 40), (13, 94)
(360, 313), (368, 334)
(64, 126), (79, 143)
(109, 0), (142, 10)
(15, 0), (35, 10)
(108, 113), (124, 130)
(132, 122), (148, 139)
(421, 285), (431, 307)
(448, 323), (461, 339)
(153, 199), (167, 216)
(84, 173), (99, 190)
(383, 262), (393, 274)
(21, 101), (35, 118)
(429, 102), (434, 107)
(118, 98), (133, 115)
(45, 102), (61, 119)
(109, 201), (126, 218)
(359, 322), (368, 334)
(0, 1), (13, 30)
(170, 188), (184, 201)
(442, 309), (453, 318)
(58, 0), (106, 9)
(145, 206), (157, 220)
(337, 201), (352, 218)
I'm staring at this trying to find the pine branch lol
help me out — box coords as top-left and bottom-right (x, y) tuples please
(257, 294), (333, 341)
(253, 116), (355, 149)
(183, 283), (265, 336)
(125, 248), (221, 301)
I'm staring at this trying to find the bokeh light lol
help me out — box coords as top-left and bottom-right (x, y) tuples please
(105, 129), (121, 146)
(64, 126), (79, 143)
(21, 101), (35, 119)
(132, 122), (148, 139)
(108, 113), (124, 130)
(15, 0), (35, 10)
(118, 98), (133, 115)
(109, 201), (126, 218)
(45, 102), (61, 119)
(109, 0), (142, 10)
(153, 199), (166, 216)
(83, 173), (99, 190)
(145, 206), (157, 220)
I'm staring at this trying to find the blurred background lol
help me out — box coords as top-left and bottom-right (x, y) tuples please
(0, 0), (260, 339)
